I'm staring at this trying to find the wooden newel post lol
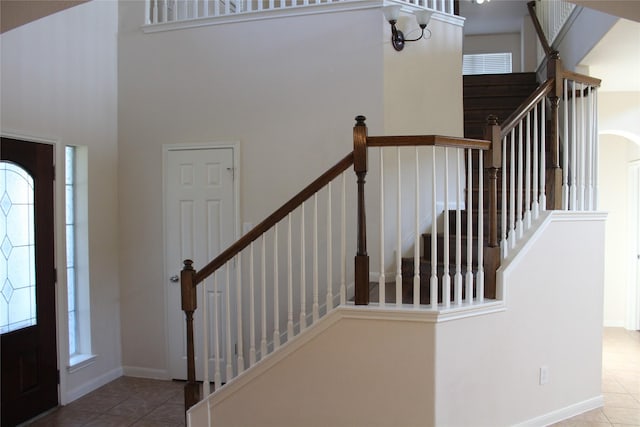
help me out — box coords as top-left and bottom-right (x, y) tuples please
(483, 115), (501, 300)
(483, 114), (501, 248)
(181, 259), (200, 414)
(353, 115), (369, 305)
(546, 51), (563, 210)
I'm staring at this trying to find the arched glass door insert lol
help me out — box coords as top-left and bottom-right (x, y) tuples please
(0, 161), (36, 333)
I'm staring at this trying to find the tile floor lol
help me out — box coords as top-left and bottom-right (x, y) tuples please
(23, 327), (640, 426)
(25, 377), (185, 426)
(553, 327), (640, 426)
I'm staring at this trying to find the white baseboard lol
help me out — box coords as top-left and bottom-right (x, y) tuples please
(63, 366), (123, 404)
(514, 395), (604, 427)
(603, 319), (625, 328)
(122, 366), (170, 380)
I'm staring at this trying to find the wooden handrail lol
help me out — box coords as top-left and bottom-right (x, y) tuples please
(527, 1), (553, 57)
(500, 78), (554, 138)
(192, 152), (354, 284)
(367, 135), (491, 150)
(561, 69), (602, 88)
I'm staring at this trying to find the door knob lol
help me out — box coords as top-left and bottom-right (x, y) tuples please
(170, 275), (180, 283)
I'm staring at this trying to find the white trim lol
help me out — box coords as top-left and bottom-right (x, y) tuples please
(627, 160), (640, 330)
(143, 1), (381, 33)
(67, 354), (97, 374)
(121, 366), (170, 380)
(142, 1), (464, 34)
(513, 395), (603, 427)
(62, 367), (123, 404)
(162, 141), (241, 380)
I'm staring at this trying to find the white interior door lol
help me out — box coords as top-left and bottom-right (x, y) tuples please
(165, 146), (236, 380)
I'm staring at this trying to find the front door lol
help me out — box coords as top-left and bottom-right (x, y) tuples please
(165, 146), (236, 381)
(1, 137), (58, 426)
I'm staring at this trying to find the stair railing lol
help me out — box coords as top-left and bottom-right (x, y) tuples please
(352, 116), (494, 306)
(180, 151), (355, 411)
(180, 116), (494, 416)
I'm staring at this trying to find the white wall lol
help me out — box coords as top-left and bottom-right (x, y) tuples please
(0, 0), (122, 403)
(436, 212), (606, 426)
(191, 309), (437, 427)
(117, 4), (388, 376)
(597, 92), (640, 327)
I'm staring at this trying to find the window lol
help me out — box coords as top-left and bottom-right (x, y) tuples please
(0, 162), (36, 333)
(463, 53), (513, 75)
(65, 146), (94, 370)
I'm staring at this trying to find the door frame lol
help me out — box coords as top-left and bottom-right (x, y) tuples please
(627, 159), (640, 331)
(0, 131), (66, 417)
(162, 142), (240, 378)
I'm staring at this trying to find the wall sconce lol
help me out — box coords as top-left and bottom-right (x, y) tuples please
(383, 5), (433, 52)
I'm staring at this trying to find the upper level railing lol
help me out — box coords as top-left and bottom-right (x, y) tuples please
(534, 0), (575, 47)
(144, 0), (456, 27)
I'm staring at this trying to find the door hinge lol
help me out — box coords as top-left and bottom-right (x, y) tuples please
(57, 369), (60, 385)
(54, 268), (57, 284)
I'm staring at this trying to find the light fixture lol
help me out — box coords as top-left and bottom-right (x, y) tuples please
(471, 0), (490, 4)
(383, 5), (433, 52)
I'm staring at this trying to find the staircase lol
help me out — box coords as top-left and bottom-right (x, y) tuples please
(399, 72), (540, 305)
(463, 72), (539, 140)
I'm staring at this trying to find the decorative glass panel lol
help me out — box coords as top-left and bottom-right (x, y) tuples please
(0, 161), (36, 334)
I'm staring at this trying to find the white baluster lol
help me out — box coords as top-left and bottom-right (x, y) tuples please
(579, 82), (586, 211)
(563, 79), (569, 210)
(300, 203), (306, 330)
(162, 0), (168, 22)
(192, 0), (197, 18)
(273, 225), (280, 350)
(415, 146), (422, 308)
(455, 148), (463, 305)
(477, 151), (484, 302)
(260, 235), (267, 359)
(312, 194), (319, 322)
(287, 213), (294, 340)
(509, 128), (516, 250)
(202, 276), (210, 396)
(203, 0), (209, 17)
(525, 112), (532, 229)
(225, 262), (233, 383)
(213, 272), (221, 388)
(593, 88), (600, 210)
(225, 0), (231, 14)
(466, 149), (474, 303)
(540, 98), (547, 210)
(587, 86), (594, 210)
(379, 149), (386, 305)
(533, 102), (540, 217)
(442, 147), (451, 308)
(501, 136), (508, 259)
(430, 146), (438, 309)
(340, 172), (346, 305)
(249, 242), (256, 366)
(327, 182), (334, 311)
(214, 0), (219, 15)
(571, 80), (577, 210)
(396, 147), (403, 306)
(516, 122), (524, 239)
(236, 253), (244, 373)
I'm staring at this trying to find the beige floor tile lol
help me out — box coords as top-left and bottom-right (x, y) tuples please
(604, 392), (640, 409)
(603, 407), (640, 425)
